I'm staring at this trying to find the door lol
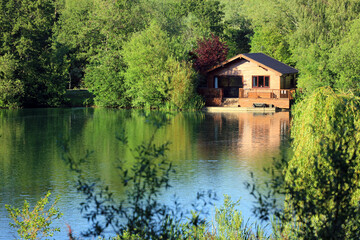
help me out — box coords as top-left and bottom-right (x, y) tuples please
(218, 76), (243, 97)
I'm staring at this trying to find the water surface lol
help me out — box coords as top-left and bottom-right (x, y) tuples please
(0, 108), (290, 238)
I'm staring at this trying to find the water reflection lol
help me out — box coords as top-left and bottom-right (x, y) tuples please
(197, 112), (290, 161)
(0, 109), (290, 238)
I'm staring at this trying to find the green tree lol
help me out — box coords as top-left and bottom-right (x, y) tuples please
(242, 0), (294, 64)
(53, 0), (96, 88)
(180, 0), (225, 51)
(288, 0), (360, 92)
(250, 25), (292, 65)
(6, 192), (63, 240)
(283, 87), (360, 239)
(187, 0), (225, 36)
(0, 54), (24, 108)
(166, 58), (200, 109)
(122, 22), (173, 108)
(54, 0), (150, 89)
(84, 48), (127, 107)
(0, 0), (67, 107)
(248, 88), (360, 239)
(329, 18), (360, 91)
(221, 0), (253, 57)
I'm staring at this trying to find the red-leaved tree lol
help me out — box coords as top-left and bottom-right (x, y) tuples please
(192, 34), (228, 73)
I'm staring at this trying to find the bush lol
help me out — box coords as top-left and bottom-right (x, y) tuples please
(166, 58), (203, 110)
(5, 192), (63, 240)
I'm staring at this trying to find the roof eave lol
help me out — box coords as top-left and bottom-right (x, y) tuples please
(205, 53), (298, 75)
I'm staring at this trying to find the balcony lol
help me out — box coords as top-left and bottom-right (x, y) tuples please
(239, 89), (296, 99)
(198, 88), (297, 109)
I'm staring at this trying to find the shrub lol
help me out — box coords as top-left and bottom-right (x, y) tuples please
(5, 192), (63, 240)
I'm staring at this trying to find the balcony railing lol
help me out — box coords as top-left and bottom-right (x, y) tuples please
(239, 89), (297, 99)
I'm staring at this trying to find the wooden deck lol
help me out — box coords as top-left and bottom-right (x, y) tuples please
(203, 106), (276, 113)
(199, 88), (296, 109)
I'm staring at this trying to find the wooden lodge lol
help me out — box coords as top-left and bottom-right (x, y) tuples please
(198, 53), (298, 109)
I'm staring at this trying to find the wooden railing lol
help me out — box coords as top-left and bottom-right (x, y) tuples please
(239, 89), (297, 99)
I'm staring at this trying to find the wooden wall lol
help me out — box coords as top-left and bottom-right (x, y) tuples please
(207, 59), (281, 89)
(238, 98), (290, 109)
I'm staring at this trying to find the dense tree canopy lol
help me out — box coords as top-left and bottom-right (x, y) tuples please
(284, 88), (360, 238)
(0, 0), (67, 107)
(243, 0), (360, 92)
(2, 0), (360, 108)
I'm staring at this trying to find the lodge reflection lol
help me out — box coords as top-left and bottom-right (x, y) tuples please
(197, 112), (290, 160)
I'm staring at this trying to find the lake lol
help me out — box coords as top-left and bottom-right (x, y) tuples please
(0, 108), (290, 238)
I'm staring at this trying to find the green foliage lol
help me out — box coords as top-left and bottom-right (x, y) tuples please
(0, 0), (67, 107)
(329, 18), (360, 91)
(54, 0), (151, 90)
(282, 87), (360, 239)
(213, 195), (267, 240)
(242, 0), (294, 64)
(63, 89), (94, 107)
(287, 0), (360, 91)
(85, 48), (127, 107)
(122, 22), (203, 109)
(242, 0), (360, 92)
(223, 17), (252, 57)
(166, 58), (200, 109)
(250, 26), (292, 65)
(122, 22), (172, 107)
(183, 0), (225, 36)
(0, 0), (249, 109)
(249, 88), (360, 239)
(0, 54), (24, 108)
(5, 192), (63, 240)
(0, 79), (24, 108)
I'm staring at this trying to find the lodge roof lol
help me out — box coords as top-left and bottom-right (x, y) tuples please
(206, 53), (298, 75)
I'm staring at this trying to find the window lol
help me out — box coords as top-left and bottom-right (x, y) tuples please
(252, 76), (270, 88)
(218, 76), (243, 88)
(217, 76), (243, 97)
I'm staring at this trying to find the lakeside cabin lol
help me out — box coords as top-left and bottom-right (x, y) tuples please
(198, 53), (298, 109)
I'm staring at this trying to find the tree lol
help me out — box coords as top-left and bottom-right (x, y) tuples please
(283, 87), (360, 239)
(0, 0), (67, 107)
(248, 88), (360, 239)
(288, 0), (360, 92)
(192, 34), (228, 73)
(329, 18), (360, 91)
(250, 25), (292, 65)
(122, 22), (173, 107)
(0, 54), (24, 108)
(84, 48), (127, 107)
(221, 0), (253, 57)
(53, 0), (97, 89)
(182, 0), (224, 37)
(166, 58), (200, 109)
(54, 0), (150, 89)
(240, 0), (295, 66)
